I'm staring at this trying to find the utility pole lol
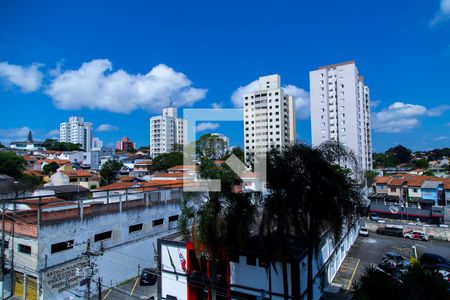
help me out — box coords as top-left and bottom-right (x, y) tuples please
(80, 239), (102, 300)
(97, 277), (102, 300)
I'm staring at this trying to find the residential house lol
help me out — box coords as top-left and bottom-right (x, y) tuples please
(49, 169), (99, 189)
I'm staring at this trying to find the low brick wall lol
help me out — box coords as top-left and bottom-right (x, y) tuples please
(366, 222), (450, 242)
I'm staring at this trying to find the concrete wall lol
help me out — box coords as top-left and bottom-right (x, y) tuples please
(39, 200), (181, 299)
(366, 222), (450, 241)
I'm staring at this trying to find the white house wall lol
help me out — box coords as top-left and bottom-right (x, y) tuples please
(38, 201), (181, 300)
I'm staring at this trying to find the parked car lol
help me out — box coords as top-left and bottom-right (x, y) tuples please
(140, 268), (158, 286)
(378, 258), (397, 273)
(420, 253), (450, 270)
(404, 230), (428, 241)
(369, 212), (380, 221)
(359, 223), (369, 237)
(382, 252), (410, 269)
(376, 226), (403, 237)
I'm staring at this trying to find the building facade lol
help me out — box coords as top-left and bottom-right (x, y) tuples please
(149, 107), (186, 158)
(115, 137), (136, 152)
(0, 184), (183, 300)
(310, 61), (372, 171)
(243, 75), (296, 162)
(59, 116), (93, 151)
(92, 137), (103, 149)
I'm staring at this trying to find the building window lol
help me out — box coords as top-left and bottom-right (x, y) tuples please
(390, 188), (396, 192)
(51, 240), (74, 254)
(153, 218), (164, 226)
(129, 223), (143, 233)
(94, 230), (112, 242)
(18, 244), (31, 254)
(169, 215), (179, 222)
(246, 255), (256, 266)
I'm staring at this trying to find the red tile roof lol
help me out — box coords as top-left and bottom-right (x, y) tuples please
(94, 181), (141, 191)
(60, 170), (92, 177)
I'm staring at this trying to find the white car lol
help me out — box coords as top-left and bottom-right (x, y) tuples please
(359, 223), (369, 236)
(404, 230), (429, 241)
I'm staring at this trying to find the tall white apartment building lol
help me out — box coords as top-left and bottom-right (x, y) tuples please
(310, 61), (372, 171)
(150, 107), (187, 158)
(59, 116), (93, 151)
(243, 74), (296, 161)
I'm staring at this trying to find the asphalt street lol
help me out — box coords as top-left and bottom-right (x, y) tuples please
(330, 232), (450, 297)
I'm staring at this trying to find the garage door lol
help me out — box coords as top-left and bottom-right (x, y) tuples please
(14, 272), (37, 300)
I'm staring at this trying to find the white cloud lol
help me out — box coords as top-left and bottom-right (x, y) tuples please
(46, 59), (207, 113)
(0, 127), (32, 144)
(0, 62), (43, 92)
(231, 80), (310, 119)
(96, 124), (119, 132)
(430, 0), (450, 27)
(231, 80), (260, 108)
(283, 84), (310, 119)
(372, 101), (450, 133)
(371, 100), (381, 108)
(211, 102), (222, 109)
(435, 135), (449, 141)
(46, 129), (60, 137)
(196, 122), (220, 132)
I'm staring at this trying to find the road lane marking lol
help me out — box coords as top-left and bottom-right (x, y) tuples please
(347, 258), (360, 291)
(103, 288), (112, 300)
(130, 277), (139, 296)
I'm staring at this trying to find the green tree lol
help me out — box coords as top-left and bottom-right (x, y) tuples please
(222, 146), (245, 162)
(196, 133), (228, 160)
(0, 142), (5, 148)
(261, 143), (361, 300)
(365, 170), (378, 188)
(42, 162), (59, 175)
(386, 145), (412, 164)
(0, 152), (27, 179)
(43, 139), (82, 151)
(99, 160), (123, 186)
(27, 130), (33, 143)
(181, 157), (258, 299)
(152, 152), (183, 171)
(414, 158), (429, 169)
(351, 264), (449, 300)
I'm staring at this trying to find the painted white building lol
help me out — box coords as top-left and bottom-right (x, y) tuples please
(150, 107), (187, 158)
(158, 222), (360, 300)
(0, 185), (183, 300)
(243, 74), (296, 162)
(59, 116), (94, 151)
(310, 61), (373, 171)
(92, 137), (103, 150)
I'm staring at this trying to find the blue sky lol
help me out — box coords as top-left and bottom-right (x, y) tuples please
(1, 0), (450, 152)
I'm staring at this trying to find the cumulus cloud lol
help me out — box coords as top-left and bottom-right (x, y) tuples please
(430, 0), (450, 27)
(231, 80), (310, 119)
(0, 62), (43, 92)
(47, 129), (60, 137)
(46, 59), (207, 113)
(372, 101), (450, 133)
(96, 124), (119, 132)
(283, 84), (310, 119)
(196, 122), (220, 132)
(0, 127), (32, 144)
(231, 80), (260, 108)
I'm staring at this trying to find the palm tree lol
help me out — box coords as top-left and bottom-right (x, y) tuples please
(181, 157), (258, 299)
(351, 264), (450, 300)
(261, 143), (361, 300)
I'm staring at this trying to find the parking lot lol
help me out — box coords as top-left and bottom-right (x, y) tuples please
(94, 277), (157, 300)
(330, 233), (450, 296)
